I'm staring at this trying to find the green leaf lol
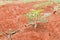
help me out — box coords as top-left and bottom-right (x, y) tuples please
(32, 9), (43, 18)
(25, 9), (43, 23)
(32, 9), (43, 15)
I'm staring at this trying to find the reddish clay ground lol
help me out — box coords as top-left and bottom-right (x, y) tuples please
(0, 2), (60, 40)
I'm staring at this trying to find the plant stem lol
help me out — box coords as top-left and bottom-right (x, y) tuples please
(11, 30), (20, 35)
(8, 34), (12, 40)
(34, 21), (37, 29)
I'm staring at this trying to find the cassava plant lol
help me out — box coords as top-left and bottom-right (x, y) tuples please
(24, 9), (44, 29)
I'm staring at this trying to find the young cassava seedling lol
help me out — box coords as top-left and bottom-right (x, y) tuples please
(24, 9), (44, 29)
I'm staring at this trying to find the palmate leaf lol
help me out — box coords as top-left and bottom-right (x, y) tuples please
(32, 9), (43, 19)
(25, 9), (44, 23)
(25, 9), (43, 19)
(32, 9), (43, 14)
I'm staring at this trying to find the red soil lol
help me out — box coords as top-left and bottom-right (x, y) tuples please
(0, 2), (60, 40)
